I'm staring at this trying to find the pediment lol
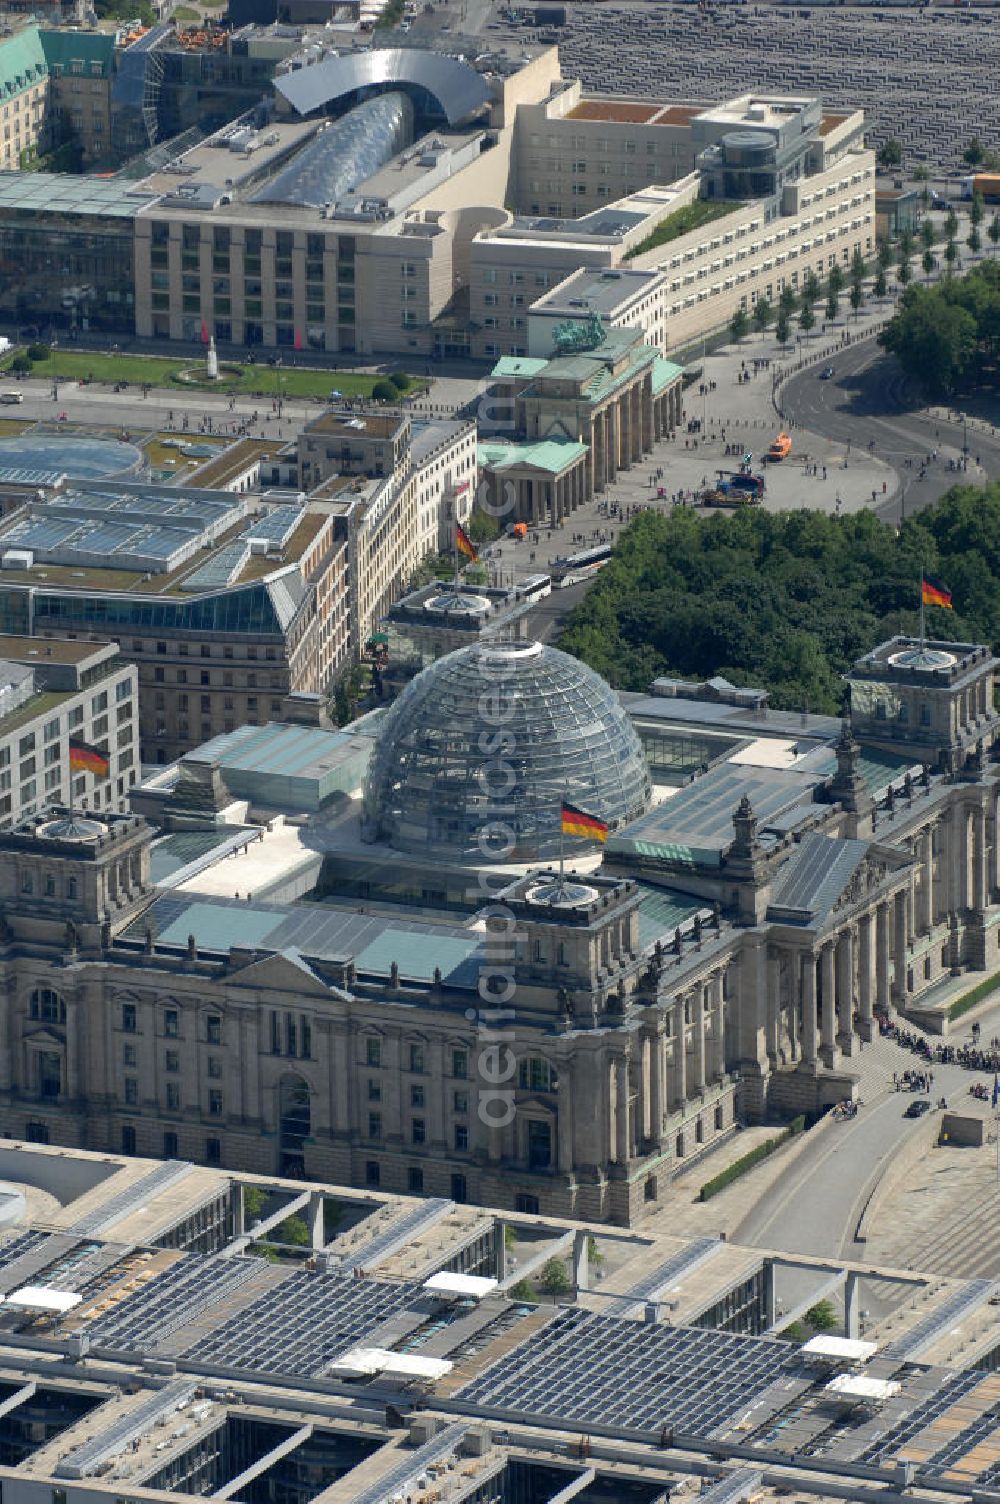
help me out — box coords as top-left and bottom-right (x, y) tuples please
(227, 948), (333, 996)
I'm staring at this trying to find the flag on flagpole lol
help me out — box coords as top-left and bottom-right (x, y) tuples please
(69, 739), (110, 778)
(456, 522), (478, 562)
(993, 1073), (999, 1109)
(921, 575), (953, 609)
(561, 801), (609, 843)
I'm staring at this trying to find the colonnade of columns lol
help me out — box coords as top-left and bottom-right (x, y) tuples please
(609, 967), (728, 1163)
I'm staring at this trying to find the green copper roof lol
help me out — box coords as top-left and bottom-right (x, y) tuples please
(478, 438), (588, 475)
(652, 356), (684, 394)
(491, 356), (548, 379)
(0, 27), (47, 99)
(40, 29), (115, 77)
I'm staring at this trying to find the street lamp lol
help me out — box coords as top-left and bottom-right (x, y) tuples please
(962, 412), (968, 464)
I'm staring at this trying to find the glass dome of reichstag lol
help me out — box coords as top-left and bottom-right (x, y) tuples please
(362, 641), (651, 860)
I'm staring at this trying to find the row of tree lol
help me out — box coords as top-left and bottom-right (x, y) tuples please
(880, 259), (1000, 397)
(557, 484), (1000, 714)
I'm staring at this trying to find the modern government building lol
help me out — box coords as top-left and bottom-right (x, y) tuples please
(0, 33), (874, 361)
(1, 614), (998, 1225)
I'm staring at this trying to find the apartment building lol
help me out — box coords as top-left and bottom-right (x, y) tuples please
(0, 636), (138, 826)
(0, 28), (52, 171)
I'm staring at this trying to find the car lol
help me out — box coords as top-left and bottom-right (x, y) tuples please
(819, 366), (835, 380)
(904, 1098), (931, 1118)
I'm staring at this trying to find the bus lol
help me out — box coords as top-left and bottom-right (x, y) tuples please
(516, 573), (552, 602)
(551, 544), (613, 586)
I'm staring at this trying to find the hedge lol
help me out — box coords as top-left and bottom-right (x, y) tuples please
(949, 970), (1000, 1021)
(699, 1114), (806, 1201)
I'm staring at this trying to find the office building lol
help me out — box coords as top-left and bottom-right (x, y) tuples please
(0, 636), (137, 827)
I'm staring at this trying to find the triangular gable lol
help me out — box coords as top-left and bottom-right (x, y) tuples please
(227, 947), (333, 996)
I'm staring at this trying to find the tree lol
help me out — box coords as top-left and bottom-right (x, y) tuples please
(467, 508), (499, 544)
(880, 284), (978, 397)
(389, 369), (410, 391)
(372, 378), (398, 401)
(586, 1235), (606, 1272)
(876, 138), (902, 169)
(877, 239), (893, 273)
(850, 248), (868, 284)
(778, 284), (797, 316)
(921, 219), (936, 253)
(798, 301), (815, 337)
(539, 1257), (571, 1296)
(850, 281), (864, 318)
(945, 207), (959, 241)
(874, 268), (887, 300)
(899, 228), (915, 262)
(243, 1186), (267, 1221)
(964, 136), (986, 167)
(805, 1300), (838, 1332)
(752, 297), (773, 337)
(825, 287), (839, 323)
(968, 227), (982, 257)
(970, 191), (985, 229)
(827, 263), (844, 297)
(990, 213), (1000, 256)
(775, 308), (791, 348)
(507, 1278), (538, 1304)
(922, 248), (936, 280)
(896, 254), (912, 288)
(729, 307), (749, 343)
(8, 353), (30, 374)
(944, 238), (959, 274)
(801, 270), (821, 305)
(273, 1215), (310, 1246)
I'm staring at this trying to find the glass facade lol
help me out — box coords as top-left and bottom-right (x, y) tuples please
(2, 581), (290, 638)
(0, 208), (136, 334)
(363, 641), (651, 860)
(252, 91), (414, 210)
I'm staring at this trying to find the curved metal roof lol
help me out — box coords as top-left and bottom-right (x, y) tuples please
(274, 48), (491, 127)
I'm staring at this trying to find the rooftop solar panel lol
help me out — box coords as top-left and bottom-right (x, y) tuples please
(85, 1254), (259, 1354)
(883, 1281), (996, 1361)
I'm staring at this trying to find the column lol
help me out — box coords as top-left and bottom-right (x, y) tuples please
(640, 1032), (651, 1141)
(649, 1025), (664, 1144)
(845, 1271), (860, 1339)
(836, 929), (854, 1053)
(952, 805), (966, 912)
(973, 805), (987, 913)
(558, 1058), (575, 1173)
(857, 912), (874, 1040)
(615, 1056), (630, 1164)
(330, 1021), (351, 1137)
(820, 944), (837, 1063)
(892, 890), (909, 1003)
(693, 986), (706, 1092)
(672, 997), (687, 1108)
(922, 829), (934, 931)
(801, 952), (817, 1064)
(766, 951), (780, 1063)
(64, 997), (79, 1103)
(712, 975), (726, 1080)
(573, 1229), (589, 1291)
(876, 903), (891, 1013)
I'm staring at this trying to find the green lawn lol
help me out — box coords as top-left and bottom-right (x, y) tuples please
(0, 349), (425, 401)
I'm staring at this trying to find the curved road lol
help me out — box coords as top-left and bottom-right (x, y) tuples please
(781, 336), (1000, 523)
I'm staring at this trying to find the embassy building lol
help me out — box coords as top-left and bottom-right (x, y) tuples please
(0, 630), (996, 1225)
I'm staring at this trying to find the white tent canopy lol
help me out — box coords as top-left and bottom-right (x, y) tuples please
(801, 1335), (877, 1364)
(423, 1271), (499, 1300)
(826, 1373), (901, 1402)
(7, 1286), (82, 1313)
(327, 1347), (453, 1381)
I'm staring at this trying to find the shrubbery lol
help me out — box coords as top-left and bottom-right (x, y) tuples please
(699, 1115), (806, 1201)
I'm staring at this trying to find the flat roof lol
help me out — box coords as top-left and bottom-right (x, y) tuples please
(135, 118), (318, 200)
(478, 438), (587, 475)
(0, 634), (114, 666)
(0, 171), (155, 218)
(304, 410), (404, 439)
(533, 266), (664, 317)
(567, 100), (702, 127)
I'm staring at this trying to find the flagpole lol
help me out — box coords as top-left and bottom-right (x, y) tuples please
(919, 568), (925, 649)
(559, 792), (566, 885)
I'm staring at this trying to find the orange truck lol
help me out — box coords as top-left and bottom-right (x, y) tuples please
(766, 431), (792, 462)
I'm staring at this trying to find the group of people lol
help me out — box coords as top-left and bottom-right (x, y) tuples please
(882, 1016), (1000, 1077)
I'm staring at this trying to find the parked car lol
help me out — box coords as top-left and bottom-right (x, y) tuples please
(904, 1098), (931, 1118)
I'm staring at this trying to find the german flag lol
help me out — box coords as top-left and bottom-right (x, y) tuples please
(69, 739), (109, 778)
(561, 800), (609, 843)
(922, 575), (953, 610)
(456, 522), (478, 563)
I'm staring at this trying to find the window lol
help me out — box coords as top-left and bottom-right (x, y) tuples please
(367, 1111), (382, 1139)
(453, 1089), (468, 1114)
(527, 1118), (552, 1170)
(164, 1130), (179, 1158)
(26, 1120), (49, 1144)
(166, 1083), (180, 1111)
(454, 1124), (469, 1151)
(407, 1166), (424, 1194)
(209, 1090), (223, 1117)
(164, 1009), (179, 1038)
(206, 1014), (222, 1045)
(410, 1084), (425, 1108)
(207, 1056), (222, 1079)
(411, 1118), (425, 1145)
(518, 1057), (555, 1091)
(451, 1048), (468, 1079)
(30, 989), (64, 1024)
(516, 1193), (539, 1215)
(123, 1043), (136, 1068)
(122, 1125), (136, 1155)
(122, 1002), (137, 1033)
(451, 1173), (467, 1203)
(124, 1078), (138, 1105)
(409, 1043), (425, 1073)
(366, 1036), (381, 1067)
(365, 1159), (380, 1188)
(166, 1049), (180, 1073)
(368, 1079), (381, 1102)
(206, 1136), (222, 1165)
